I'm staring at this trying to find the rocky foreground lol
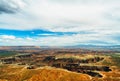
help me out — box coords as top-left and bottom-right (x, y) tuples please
(0, 64), (120, 81)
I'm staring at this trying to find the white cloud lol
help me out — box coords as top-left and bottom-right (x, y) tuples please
(37, 33), (56, 36)
(0, 35), (16, 40)
(0, 0), (120, 46)
(0, 32), (119, 46)
(0, 0), (120, 32)
(26, 37), (33, 40)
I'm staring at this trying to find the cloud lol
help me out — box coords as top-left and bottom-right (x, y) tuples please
(0, 31), (120, 46)
(0, 0), (120, 46)
(0, 0), (26, 14)
(37, 33), (56, 36)
(0, 35), (16, 39)
(0, 0), (119, 32)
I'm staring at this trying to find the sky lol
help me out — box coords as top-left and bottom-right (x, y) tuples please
(0, 0), (120, 46)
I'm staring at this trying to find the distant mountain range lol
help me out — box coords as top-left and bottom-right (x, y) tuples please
(0, 46), (41, 50)
(62, 45), (120, 51)
(0, 45), (120, 51)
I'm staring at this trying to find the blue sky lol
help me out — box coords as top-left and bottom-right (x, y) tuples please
(0, 0), (120, 46)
